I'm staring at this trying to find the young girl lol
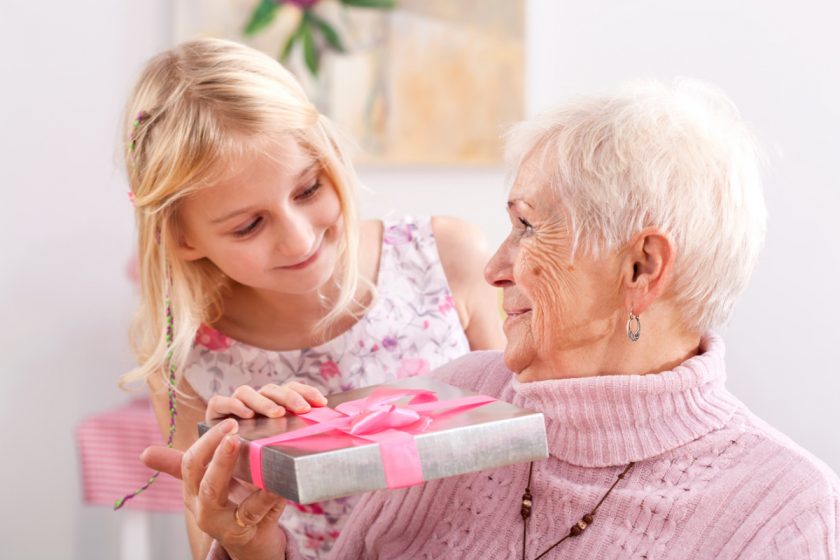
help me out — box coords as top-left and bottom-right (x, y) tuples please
(120, 38), (503, 558)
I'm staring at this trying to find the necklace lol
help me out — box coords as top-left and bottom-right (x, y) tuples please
(520, 461), (635, 560)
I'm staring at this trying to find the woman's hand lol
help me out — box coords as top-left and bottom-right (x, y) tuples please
(182, 418), (287, 560)
(206, 382), (328, 423)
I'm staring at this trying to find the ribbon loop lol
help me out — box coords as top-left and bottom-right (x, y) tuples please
(348, 404), (422, 435)
(248, 387), (496, 495)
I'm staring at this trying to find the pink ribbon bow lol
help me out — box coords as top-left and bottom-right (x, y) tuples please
(248, 388), (495, 492)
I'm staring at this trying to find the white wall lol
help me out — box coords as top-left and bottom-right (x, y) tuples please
(1, 1), (837, 558)
(521, 0), (840, 472)
(0, 1), (180, 559)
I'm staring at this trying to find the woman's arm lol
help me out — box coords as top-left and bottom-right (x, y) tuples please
(147, 373), (213, 559)
(763, 495), (839, 559)
(432, 216), (506, 351)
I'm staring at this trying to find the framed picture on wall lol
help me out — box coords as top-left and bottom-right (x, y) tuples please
(173, 0), (524, 166)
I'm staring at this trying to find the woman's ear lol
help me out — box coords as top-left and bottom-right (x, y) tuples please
(621, 228), (675, 314)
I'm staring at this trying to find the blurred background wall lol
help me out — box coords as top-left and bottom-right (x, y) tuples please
(1, 0), (837, 558)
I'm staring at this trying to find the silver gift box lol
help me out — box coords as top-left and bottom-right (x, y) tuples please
(199, 376), (548, 504)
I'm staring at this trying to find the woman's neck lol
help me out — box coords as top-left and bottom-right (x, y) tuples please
(521, 303), (701, 381)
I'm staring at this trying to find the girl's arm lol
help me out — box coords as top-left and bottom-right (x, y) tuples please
(147, 373), (213, 559)
(432, 216), (506, 351)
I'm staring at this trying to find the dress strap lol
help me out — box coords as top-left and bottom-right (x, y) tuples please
(378, 216), (447, 292)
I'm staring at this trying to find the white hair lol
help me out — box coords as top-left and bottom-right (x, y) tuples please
(505, 79), (767, 332)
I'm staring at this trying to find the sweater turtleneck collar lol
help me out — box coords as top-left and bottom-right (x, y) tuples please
(509, 332), (741, 467)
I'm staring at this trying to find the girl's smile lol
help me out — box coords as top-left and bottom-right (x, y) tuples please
(276, 236), (323, 270)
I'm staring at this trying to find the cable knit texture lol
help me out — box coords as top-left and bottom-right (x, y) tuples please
(210, 333), (840, 559)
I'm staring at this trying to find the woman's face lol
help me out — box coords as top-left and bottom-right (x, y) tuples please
(175, 137), (343, 296)
(484, 159), (624, 380)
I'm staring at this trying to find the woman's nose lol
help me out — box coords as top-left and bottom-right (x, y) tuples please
(484, 242), (514, 288)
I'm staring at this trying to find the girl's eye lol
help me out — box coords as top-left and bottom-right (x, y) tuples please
(233, 216), (262, 237)
(519, 217), (535, 235)
(296, 179), (322, 201)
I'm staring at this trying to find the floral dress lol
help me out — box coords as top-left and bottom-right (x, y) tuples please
(183, 216), (471, 559)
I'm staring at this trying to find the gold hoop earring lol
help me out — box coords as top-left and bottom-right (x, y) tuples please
(627, 310), (641, 342)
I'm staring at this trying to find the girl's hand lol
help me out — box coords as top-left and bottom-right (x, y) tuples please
(206, 382), (328, 423)
(183, 418), (288, 560)
(203, 382), (328, 514)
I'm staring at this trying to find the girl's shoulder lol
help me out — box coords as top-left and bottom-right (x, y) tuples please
(427, 216), (491, 292)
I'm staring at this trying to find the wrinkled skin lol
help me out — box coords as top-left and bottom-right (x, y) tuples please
(485, 160), (626, 380)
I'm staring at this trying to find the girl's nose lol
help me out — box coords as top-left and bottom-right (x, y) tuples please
(276, 210), (316, 262)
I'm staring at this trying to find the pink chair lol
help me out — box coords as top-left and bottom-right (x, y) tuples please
(77, 398), (183, 560)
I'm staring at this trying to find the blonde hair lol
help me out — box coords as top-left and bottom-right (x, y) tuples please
(120, 38), (363, 388)
(505, 79), (767, 332)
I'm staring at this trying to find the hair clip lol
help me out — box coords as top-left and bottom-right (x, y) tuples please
(130, 111), (150, 152)
(127, 191), (136, 206)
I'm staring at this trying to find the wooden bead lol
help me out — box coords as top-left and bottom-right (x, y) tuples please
(520, 489), (533, 520)
(522, 462), (633, 556)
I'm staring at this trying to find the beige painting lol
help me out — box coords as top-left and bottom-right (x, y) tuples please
(174, 0), (524, 165)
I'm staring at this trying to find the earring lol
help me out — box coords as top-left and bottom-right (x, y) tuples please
(627, 310), (641, 342)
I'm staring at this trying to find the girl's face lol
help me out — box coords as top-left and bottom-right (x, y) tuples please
(175, 137), (343, 296)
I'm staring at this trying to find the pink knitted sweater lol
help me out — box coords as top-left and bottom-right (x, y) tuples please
(214, 333), (840, 559)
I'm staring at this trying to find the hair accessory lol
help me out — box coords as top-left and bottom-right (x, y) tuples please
(114, 265), (178, 510)
(130, 111), (150, 152)
(627, 309), (641, 342)
(127, 191), (136, 205)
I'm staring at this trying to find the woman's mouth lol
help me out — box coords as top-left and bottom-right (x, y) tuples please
(503, 308), (532, 328)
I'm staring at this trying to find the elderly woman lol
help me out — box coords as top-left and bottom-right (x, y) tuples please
(144, 80), (839, 559)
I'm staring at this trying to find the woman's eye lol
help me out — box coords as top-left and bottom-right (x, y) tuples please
(519, 217), (535, 235)
(233, 217), (262, 237)
(296, 179), (322, 201)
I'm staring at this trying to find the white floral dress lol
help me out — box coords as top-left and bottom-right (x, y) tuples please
(183, 216), (471, 559)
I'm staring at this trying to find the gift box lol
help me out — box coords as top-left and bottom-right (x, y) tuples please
(199, 376), (548, 504)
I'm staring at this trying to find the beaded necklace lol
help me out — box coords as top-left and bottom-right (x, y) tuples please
(521, 461), (635, 559)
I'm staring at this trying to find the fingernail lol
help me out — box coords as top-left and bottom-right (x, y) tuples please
(224, 435), (238, 455)
(221, 418), (238, 434)
(269, 406), (285, 417)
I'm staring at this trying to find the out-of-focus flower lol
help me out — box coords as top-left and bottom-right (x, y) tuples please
(243, 0), (396, 77)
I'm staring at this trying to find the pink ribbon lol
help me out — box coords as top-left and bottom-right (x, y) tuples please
(248, 388), (495, 492)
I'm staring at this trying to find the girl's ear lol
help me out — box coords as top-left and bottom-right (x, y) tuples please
(170, 224), (205, 262)
(620, 227), (675, 314)
(173, 240), (204, 262)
